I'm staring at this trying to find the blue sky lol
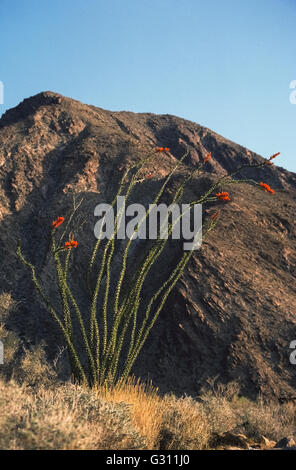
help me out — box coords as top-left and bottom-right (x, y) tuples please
(0, 0), (295, 172)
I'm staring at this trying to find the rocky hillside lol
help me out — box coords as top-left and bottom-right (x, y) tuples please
(0, 91), (296, 400)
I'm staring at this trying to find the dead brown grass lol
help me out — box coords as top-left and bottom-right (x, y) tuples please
(0, 292), (296, 450)
(157, 393), (210, 449)
(95, 375), (163, 449)
(0, 371), (296, 449)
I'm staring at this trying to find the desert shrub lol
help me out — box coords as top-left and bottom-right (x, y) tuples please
(0, 292), (20, 380)
(199, 381), (240, 435)
(60, 384), (147, 449)
(96, 375), (162, 449)
(14, 342), (58, 388)
(1, 371), (296, 450)
(0, 292), (59, 387)
(0, 291), (21, 320)
(0, 379), (146, 450)
(234, 395), (296, 441)
(199, 380), (296, 443)
(157, 392), (210, 450)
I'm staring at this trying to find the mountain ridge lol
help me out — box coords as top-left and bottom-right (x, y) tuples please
(0, 91), (296, 400)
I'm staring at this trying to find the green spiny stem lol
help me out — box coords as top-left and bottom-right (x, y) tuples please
(108, 156), (196, 363)
(86, 167), (130, 297)
(102, 283), (141, 385)
(123, 221), (218, 380)
(90, 240), (110, 348)
(58, 194), (83, 246)
(87, 151), (156, 296)
(125, 213), (206, 367)
(218, 178), (266, 187)
(113, 151), (190, 318)
(64, 249), (71, 281)
(89, 153), (156, 355)
(51, 232), (72, 337)
(100, 288), (135, 381)
(107, 306), (136, 388)
(125, 245), (188, 369)
(111, 161), (255, 373)
(102, 236), (115, 356)
(101, 165), (138, 356)
(16, 241), (87, 385)
(88, 152), (158, 364)
(51, 233), (86, 378)
(121, 248), (195, 385)
(127, 297), (140, 368)
(194, 161), (271, 205)
(63, 281), (97, 386)
(95, 155), (156, 367)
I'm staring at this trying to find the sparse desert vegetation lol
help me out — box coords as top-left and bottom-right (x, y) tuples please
(1, 363), (296, 450)
(1, 292), (295, 450)
(1, 148), (295, 450)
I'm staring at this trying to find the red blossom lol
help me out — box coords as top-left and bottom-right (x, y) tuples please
(64, 240), (78, 250)
(268, 152), (280, 161)
(216, 192), (230, 201)
(52, 217), (65, 229)
(156, 147), (170, 153)
(259, 182), (275, 194)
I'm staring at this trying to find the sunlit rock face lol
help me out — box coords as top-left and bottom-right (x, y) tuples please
(0, 91), (296, 400)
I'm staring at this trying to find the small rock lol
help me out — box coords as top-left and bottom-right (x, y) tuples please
(210, 432), (249, 450)
(257, 435), (276, 449)
(274, 436), (296, 449)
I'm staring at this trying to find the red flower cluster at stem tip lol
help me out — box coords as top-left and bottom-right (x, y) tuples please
(269, 152), (280, 161)
(204, 152), (211, 163)
(216, 192), (230, 201)
(265, 152), (280, 165)
(146, 173), (153, 179)
(156, 147), (170, 153)
(52, 217), (64, 229)
(259, 182), (275, 194)
(64, 240), (78, 250)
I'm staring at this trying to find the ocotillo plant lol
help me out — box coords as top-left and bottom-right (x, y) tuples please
(16, 148), (279, 389)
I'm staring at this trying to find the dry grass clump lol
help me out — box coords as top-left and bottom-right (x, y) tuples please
(0, 292), (20, 379)
(0, 379), (146, 450)
(14, 343), (58, 387)
(0, 367), (296, 449)
(0, 292), (58, 387)
(95, 375), (162, 449)
(199, 380), (296, 444)
(199, 381), (240, 434)
(232, 395), (296, 441)
(0, 292), (19, 321)
(157, 392), (210, 450)
(1, 293), (296, 450)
